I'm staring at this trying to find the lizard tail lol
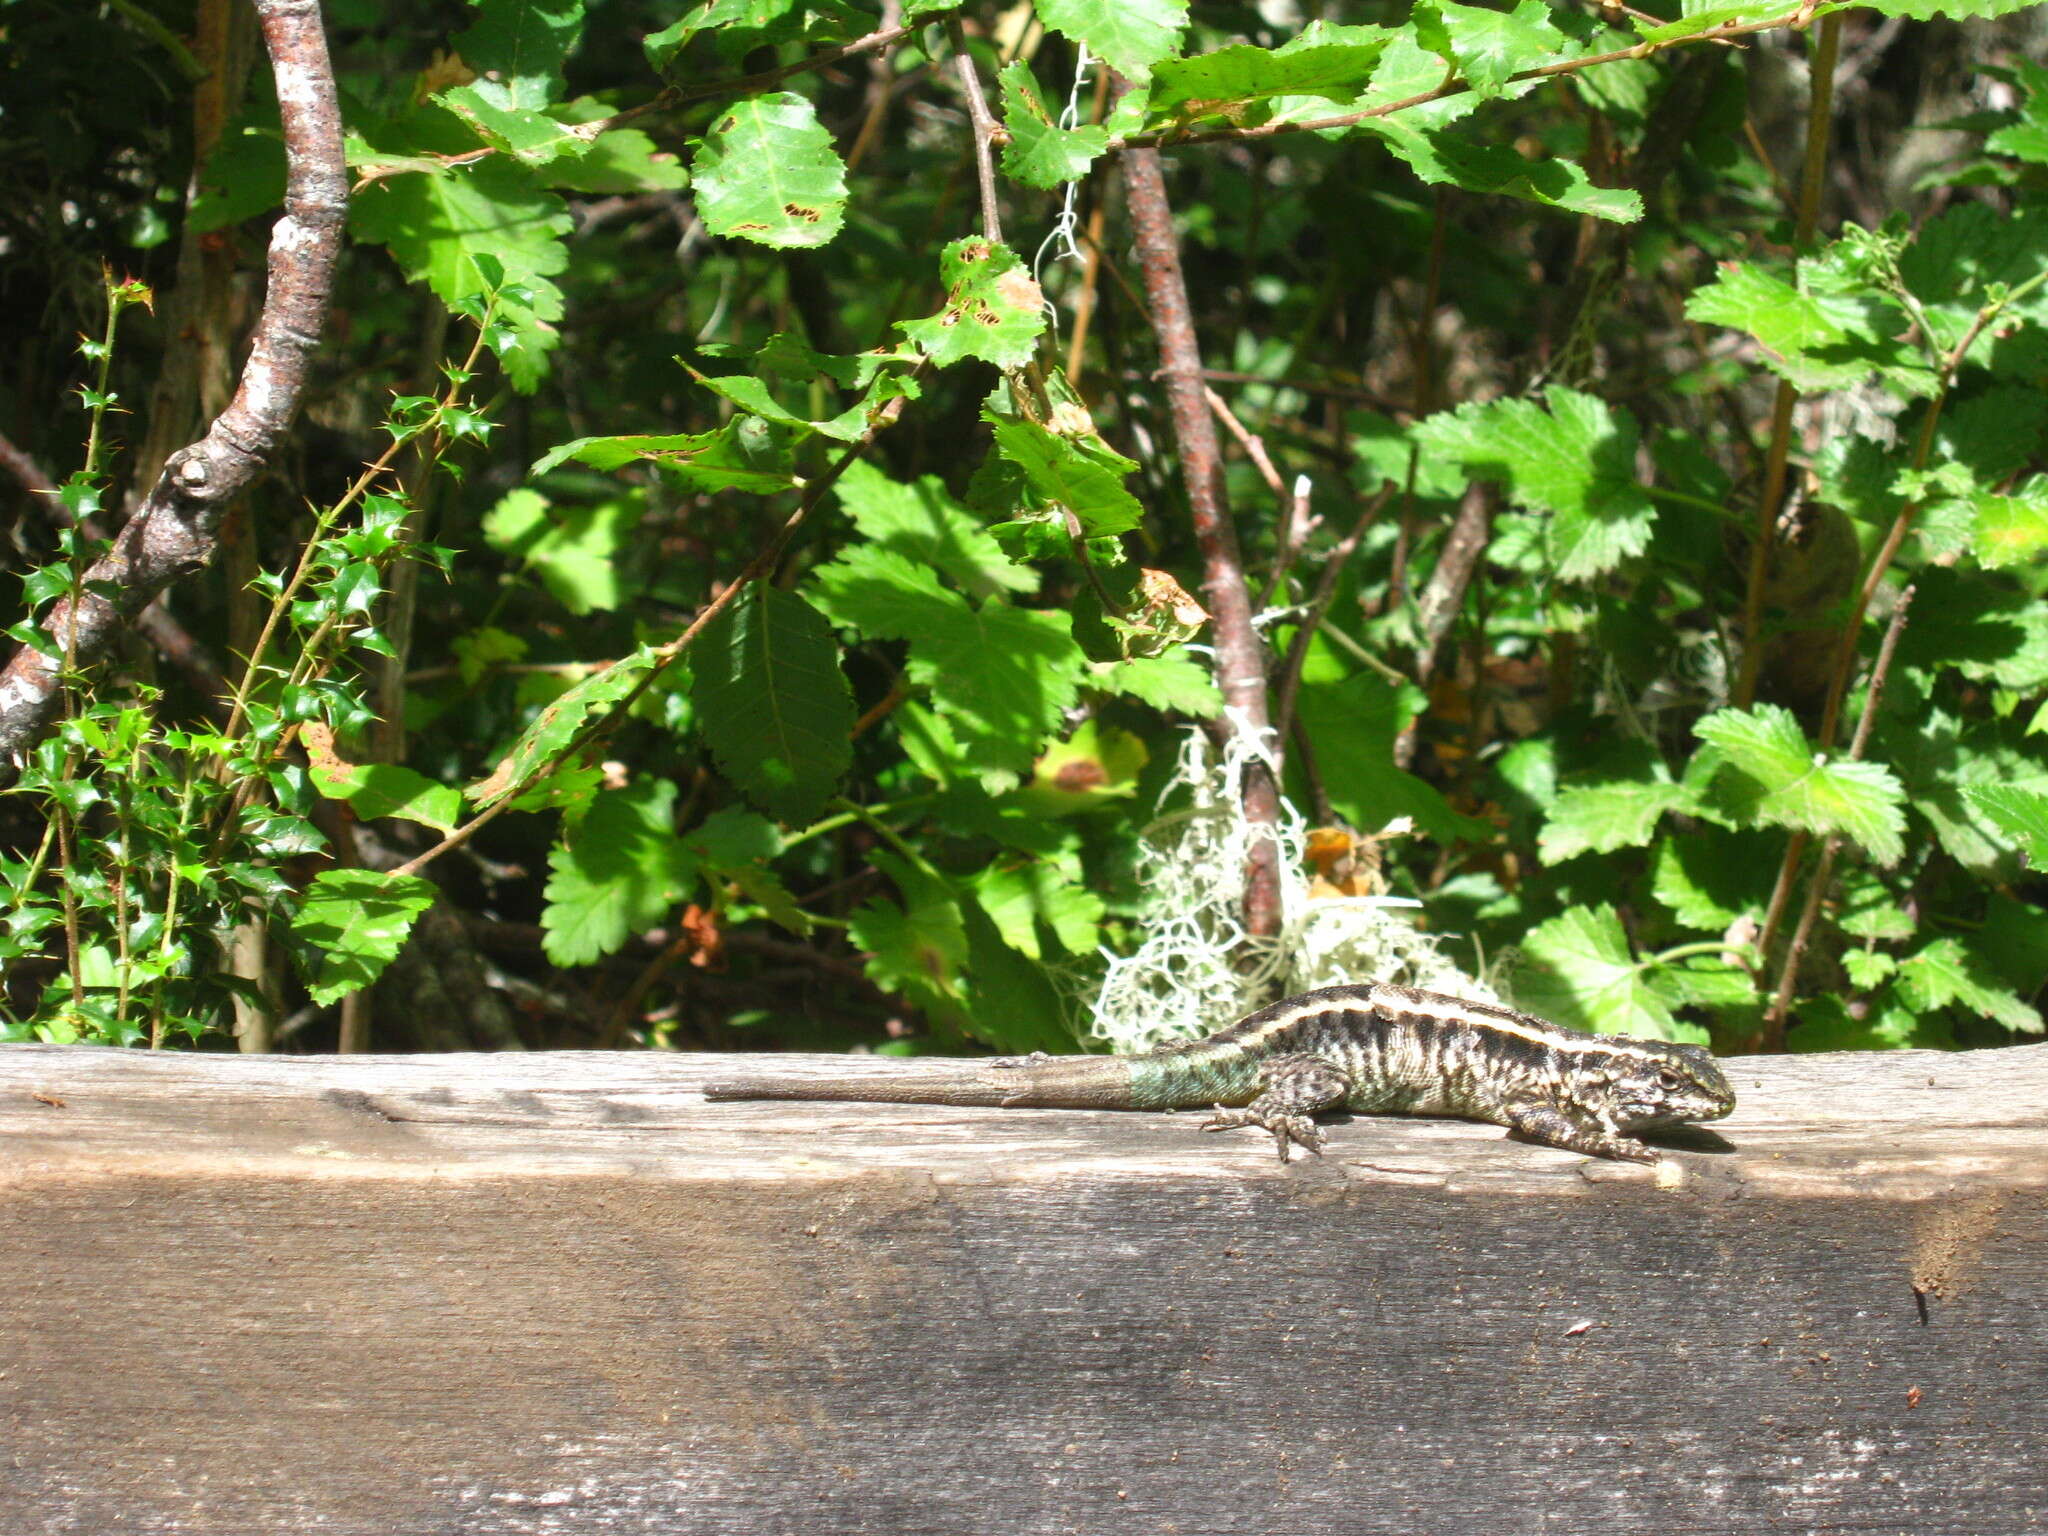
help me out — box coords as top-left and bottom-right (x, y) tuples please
(702, 1057), (1137, 1110)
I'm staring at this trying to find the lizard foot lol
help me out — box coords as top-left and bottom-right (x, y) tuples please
(1199, 1053), (1353, 1162)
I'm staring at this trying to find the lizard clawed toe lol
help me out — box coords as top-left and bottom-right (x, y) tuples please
(1202, 1106), (1329, 1162)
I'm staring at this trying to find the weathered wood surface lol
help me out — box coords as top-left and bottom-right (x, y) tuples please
(3, 1041), (2046, 1535)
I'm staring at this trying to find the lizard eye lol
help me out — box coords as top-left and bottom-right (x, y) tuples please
(1656, 1068), (1685, 1092)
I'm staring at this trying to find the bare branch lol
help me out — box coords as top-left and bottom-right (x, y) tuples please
(0, 0), (346, 766)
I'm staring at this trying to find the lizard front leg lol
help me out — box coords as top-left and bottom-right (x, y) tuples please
(1203, 1053), (1353, 1162)
(1503, 1099), (1659, 1164)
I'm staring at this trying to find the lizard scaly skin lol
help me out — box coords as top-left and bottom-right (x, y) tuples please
(703, 981), (1737, 1163)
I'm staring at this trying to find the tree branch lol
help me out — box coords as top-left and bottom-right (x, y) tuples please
(0, 0), (346, 767)
(1117, 94), (1284, 936)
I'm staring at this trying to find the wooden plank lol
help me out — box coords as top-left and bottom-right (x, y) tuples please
(2, 1040), (2046, 1534)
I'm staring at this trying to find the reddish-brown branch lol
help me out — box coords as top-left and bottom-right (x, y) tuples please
(1117, 98), (1283, 936)
(946, 18), (1005, 245)
(0, 0), (346, 768)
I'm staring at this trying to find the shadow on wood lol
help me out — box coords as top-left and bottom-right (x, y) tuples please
(3, 1042), (2046, 1534)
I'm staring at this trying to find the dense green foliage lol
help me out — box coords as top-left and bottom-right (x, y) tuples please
(1, 0), (2043, 1054)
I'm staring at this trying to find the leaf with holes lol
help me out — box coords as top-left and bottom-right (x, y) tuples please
(690, 91), (847, 248)
(899, 238), (1048, 370)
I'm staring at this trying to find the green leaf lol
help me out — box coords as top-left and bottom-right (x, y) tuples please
(1035, 0), (1187, 84)
(690, 92), (847, 248)
(899, 237), (1048, 371)
(810, 547), (1087, 779)
(543, 125), (689, 192)
(437, 87), (592, 166)
(1412, 387), (1655, 579)
(541, 779), (694, 966)
(1412, 0), (1564, 99)
(833, 459), (1036, 600)
(1973, 476), (2048, 570)
(307, 760), (464, 832)
(1539, 776), (1692, 862)
(999, 62), (1110, 187)
(679, 806), (810, 935)
(1513, 903), (1702, 1043)
(1363, 118), (1641, 222)
(1683, 260), (1863, 389)
(1839, 0), (2046, 20)
(1147, 37), (1391, 124)
(1650, 829), (1779, 929)
(482, 487), (640, 614)
(1897, 936), (2043, 1032)
(1967, 784), (2048, 864)
(291, 871), (438, 1006)
(971, 855), (1105, 959)
(469, 644), (659, 806)
(850, 850), (970, 1024)
(350, 152), (570, 392)
(984, 411), (1144, 538)
(690, 585), (855, 824)
(1089, 652), (1224, 716)
(1893, 568), (2048, 691)
(532, 418), (798, 493)
(453, 0), (584, 111)
(957, 889), (1077, 1052)
(1292, 670), (1492, 844)
(1692, 704), (1907, 864)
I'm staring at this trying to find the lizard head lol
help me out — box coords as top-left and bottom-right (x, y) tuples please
(1602, 1041), (1736, 1130)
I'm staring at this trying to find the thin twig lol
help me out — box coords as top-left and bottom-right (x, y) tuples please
(947, 18), (1004, 244)
(1204, 385), (1312, 612)
(1761, 586), (1916, 1046)
(1270, 485), (1396, 750)
(1117, 82), (1284, 937)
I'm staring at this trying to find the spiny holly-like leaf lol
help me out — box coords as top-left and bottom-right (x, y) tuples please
(1035, 0), (1187, 84)
(899, 237), (1048, 371)
(984, 411), (1144, 538)
(1411, 387), (1655, 579)
(1513, 903), (1702, 1043)
(1967, 784), (2048, 865)
(834, 459), (1035, 600)
(351, 155), (570, 392)
(532, 418), (798, 493)
(690, 91), (847, 248)
(1412, 0), (1564, 99)
(1897, 936), (2043, 1031)
(291, 871), (439, 1006)
(542, 779), (694, 966)
(1693, 704), (1907, 864)
(468, 644), (660, 806)
(1539, 777), (1693, 863)
(690, 584), (855, 824)
(999, 62), (1110, 187)
(482, 487), (641, 615)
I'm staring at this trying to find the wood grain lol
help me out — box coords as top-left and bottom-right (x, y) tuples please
(3, 1041), (2046, 1534)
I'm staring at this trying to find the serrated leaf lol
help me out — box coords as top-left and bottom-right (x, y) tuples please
(1089, 652), (1223, 716)
(1684, 261), (1853, 385)
(1148, 38), (1391, 124)
(1363, 118), (1641, 222)
(469, 644), (659, 806)
(453, 0), (583, 112)
(971, 856), (1105, 960)
(999, 62), (1110, 187)
(544, 126), (689, 192)
(482, 487), (640, 614)
(833, 459), (1035, 600)
(1650, 829), (1779, 929)
(438, 86), (591, 166)
(1513, 902), (1703, 1043)
(1412, 0), (1565, 99)
(1843, 0), (2044, 19)
(541, 779), (694, 966)
(1894, 567), (2048, 691)
(899, 237), (1048, 371)
(1897, 936), (2043, 1032)
(850, 850), (970, 1024)
(1412, 387), (1655, 579)
(1973, 476), (2048, 570)
(1035, 0), (1187, 84)
(690, 585), (855, 824)
(1967, 784), (2048, 864)
(1693, 704), (1907, 864)
(679, 806), (810, 935)
(984, 411), (1144, 538)
(1539, 777), (1692, 862)
(532, 418), (798, 493)
(291, 871), (438, 1006)
(350, 152), (569, 392)
(690, 91), (846, 248)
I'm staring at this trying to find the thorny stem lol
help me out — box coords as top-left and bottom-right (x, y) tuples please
(1118, 83), (1285, 938)
(1733, 12), (1842, 710)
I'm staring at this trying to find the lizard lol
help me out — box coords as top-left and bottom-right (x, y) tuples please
(702, 980), (1736, 1164)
